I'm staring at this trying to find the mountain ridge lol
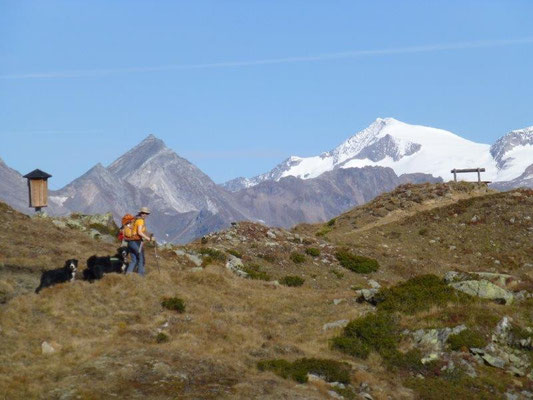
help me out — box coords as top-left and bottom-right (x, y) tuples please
(222, 118), (532, 191)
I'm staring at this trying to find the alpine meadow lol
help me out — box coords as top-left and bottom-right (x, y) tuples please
(2, 2), (533, 399)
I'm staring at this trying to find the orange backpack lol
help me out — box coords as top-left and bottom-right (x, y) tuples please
(119, 214), (137, 241)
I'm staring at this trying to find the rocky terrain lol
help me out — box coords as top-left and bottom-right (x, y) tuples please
(1, 182), (532, 399)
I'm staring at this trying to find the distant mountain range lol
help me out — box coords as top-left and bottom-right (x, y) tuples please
(222, 118), (533, 191)
(1, 118), (531, 243)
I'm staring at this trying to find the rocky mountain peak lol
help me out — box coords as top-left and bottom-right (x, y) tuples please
(490, 125), (533, 169)
(108, 134), (169, 179)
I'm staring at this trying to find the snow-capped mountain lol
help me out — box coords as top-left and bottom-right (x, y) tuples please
(490, 126), (533, 181)
(223, 118), (533, 191)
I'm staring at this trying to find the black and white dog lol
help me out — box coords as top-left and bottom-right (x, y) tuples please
(35, 259), (78, 294)
(83, 246), (129, 282)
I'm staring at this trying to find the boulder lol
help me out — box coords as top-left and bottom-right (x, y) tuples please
(481, 353), (505, 369)
(322, 319), (349, 331)
(412, 325), (466, 351)
(41, 341), (56, 355)
(450, 280), (514, 304)
(185, 253), (202, 267)
(225, 255), (248, 278)
(355, 289), (379, 304)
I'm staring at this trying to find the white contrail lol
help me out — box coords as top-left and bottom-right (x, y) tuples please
(2, 37), (533, 80)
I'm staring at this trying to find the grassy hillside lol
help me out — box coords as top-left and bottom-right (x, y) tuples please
(1, 183), (532, 399)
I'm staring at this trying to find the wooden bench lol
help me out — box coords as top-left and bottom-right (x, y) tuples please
(450, 168), (486, 183)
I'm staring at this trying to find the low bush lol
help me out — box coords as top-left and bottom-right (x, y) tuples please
(258, 253), (277, 263)
(198, 247), (226, 262)
(279, 275), (305, 287)
(374, 274), (473, 314)
(406, 369), (511, 400)
(330, 269), (344, 279)
(161, 297), (186, 313)
(305, 247), (320, 257)
(257, 358), (351, 384)
(331, 336), (370, 359)
(448, 329), (487, 351)
(418, 228), (428, 236)
(89, 223), (119, 237)
(242, 264), (270, 281)
(335, 250), (379, 273)
(327, 218), (336, 227)
(156, 332), (169, 343)
(227, 249), (243, 259)
(290, 252), (306, 264)
(332, 312), (399, 361)
(316, 227), (332, 237)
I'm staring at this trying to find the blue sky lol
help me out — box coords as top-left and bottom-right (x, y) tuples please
(1, 0), (532, 189)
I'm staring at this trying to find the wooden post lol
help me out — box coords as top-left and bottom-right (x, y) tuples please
(23, 169), (52, 213)
(477, 168), (481, 183)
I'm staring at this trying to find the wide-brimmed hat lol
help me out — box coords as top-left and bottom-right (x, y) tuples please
(139, 207), (151, 215)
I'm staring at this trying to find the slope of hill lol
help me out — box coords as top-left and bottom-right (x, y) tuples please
(296, 182), (533, 282)
(1, 183), (532, 399)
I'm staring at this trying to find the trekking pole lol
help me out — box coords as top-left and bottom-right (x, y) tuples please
(151, 234), (161, 274)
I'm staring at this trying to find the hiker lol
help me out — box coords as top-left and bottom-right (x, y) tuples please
(125, 207), (154, 276)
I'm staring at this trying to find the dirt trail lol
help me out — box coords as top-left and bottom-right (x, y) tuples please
(344, 191), (492, 235)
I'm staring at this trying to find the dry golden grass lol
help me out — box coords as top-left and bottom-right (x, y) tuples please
(2, 183), (532, 399)
(0, 257), (377, 399)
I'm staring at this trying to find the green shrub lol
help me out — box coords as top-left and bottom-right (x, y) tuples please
(375, 274), (473, 314)
(330, 269), (344, 279)
(331, 336), (370, 358)
(335, 250), (379, 273)
(386, 349), (430, 374)
(89, 223), (119, 237)
(161, 297), (186, 313)
(156, 332), (169, 343)
(447, 329), (487, 351)
(418, 228), (428, 236)
(316, 227), (332, 237)
(327, 218), (336, 227)
(242, 264), (270, 281)
(279, 275), (305, 287)
(257, 358), (351, 384)
(290, 252), (306, 264)
(227, 249), (243, 258)
(333, 312), (399, 360)
(198, 247), (226, 262)
(305, 247), (320, 257)
(406, 369), (511, 400)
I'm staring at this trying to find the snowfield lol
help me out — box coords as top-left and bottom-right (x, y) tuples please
(242, 118), (533, 187)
